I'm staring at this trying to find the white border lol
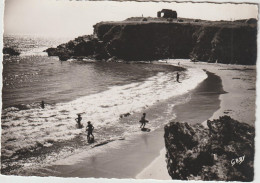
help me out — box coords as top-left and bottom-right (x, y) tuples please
(0, 1), (259, 183)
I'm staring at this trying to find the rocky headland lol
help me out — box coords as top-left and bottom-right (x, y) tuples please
(45, 17), (257, 64)
(164, 115), (255, 181)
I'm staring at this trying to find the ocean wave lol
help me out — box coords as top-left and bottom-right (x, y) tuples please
(1, 67), (207, 162)
(20, 47), (49, 56)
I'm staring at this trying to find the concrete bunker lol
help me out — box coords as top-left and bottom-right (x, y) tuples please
(157, 9), (177, 19)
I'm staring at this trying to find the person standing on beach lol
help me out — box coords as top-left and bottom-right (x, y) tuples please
(139, 113), (149, 128)
(86, 121), (94, 141)
(176, 72), (180, 83)
(75, 114), (83, 128)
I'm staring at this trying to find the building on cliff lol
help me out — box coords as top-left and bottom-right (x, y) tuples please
(157, 9), (177, 19)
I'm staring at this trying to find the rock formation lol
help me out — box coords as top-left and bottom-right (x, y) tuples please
(44, 35), (108, 61)
(45, 18), (257, 65)
(164, 116), (255, 181)
(3, 47), (20, 56)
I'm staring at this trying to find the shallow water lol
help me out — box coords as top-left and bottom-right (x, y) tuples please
(1, 35), (207, 174)
(19, 71), (223, 178)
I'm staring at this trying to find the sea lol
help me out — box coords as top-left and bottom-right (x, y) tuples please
(1, 34), (207, 174)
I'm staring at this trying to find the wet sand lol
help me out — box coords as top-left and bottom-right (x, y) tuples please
(20, 60), (256, 180)
(173, 60), (256, 126)
(29, 69), (224, 179)
(137, 60), (256, 180)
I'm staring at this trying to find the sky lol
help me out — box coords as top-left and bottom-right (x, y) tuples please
(3, 0), (259, 37)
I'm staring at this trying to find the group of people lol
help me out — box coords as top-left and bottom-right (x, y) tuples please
(40, 102), (152, 143)
(75, 112), (150, 142)
(75, 114), (94, 142)
(40, 101), (95, 142)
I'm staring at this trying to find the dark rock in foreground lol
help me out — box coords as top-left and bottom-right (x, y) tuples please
(45, 18), (257, 65)
(164, 116), (254, 181)
(3, 47), (20, 56)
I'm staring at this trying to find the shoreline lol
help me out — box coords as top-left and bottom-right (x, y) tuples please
(171, 59), (256, 126)
(5, 59), (255, 180)
(23, 67), (223, 179)
(0, 59), (200, 175)
(136, 59), (256, 180)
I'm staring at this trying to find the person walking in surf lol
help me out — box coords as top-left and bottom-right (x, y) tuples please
(176, 72), (180, 83)
(75, 114), (83, 128)
(41, 101), (45, 109)
(86, 121), (94, 142)
(139, 113), (149, 128)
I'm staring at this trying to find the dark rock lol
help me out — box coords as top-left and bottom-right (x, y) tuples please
(74, 41), (94, 56)
(164, 116), (254, 181)
(44, 35), (99, 61)
(44, 48), (59, 56)
(190, 26), (257, 64)
(59, 54), (71, 61)
(94, 21), (256, 64)
(246, 18), (257, 24)
(44, 34), (109, 61)
(45, 19), (257, 65)
(3, 47), (20, 56)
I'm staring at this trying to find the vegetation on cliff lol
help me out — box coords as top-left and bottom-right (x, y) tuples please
(164, 116), (255, 181)
(45, 18), (257, 65)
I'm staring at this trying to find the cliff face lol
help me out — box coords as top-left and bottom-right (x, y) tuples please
(164, 116), (255, 181)
(45, 19), (257, 65)
(190, 25), (257, 64)
(94, 22), (195, 60)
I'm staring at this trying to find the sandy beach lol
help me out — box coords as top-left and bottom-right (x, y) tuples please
(10, 59), (256, 180)
(137, 59), (256, 180)
(19, 58), (251, 180)
(1, 1), (258, 182)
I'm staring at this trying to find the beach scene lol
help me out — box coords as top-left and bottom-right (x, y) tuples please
(1, 0), (258, 182)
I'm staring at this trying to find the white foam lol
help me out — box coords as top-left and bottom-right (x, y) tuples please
(20, 47), (49, 56)
(1, 67), (207, 159)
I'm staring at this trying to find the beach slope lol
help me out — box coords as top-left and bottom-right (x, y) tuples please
(137, 60), (256, 180)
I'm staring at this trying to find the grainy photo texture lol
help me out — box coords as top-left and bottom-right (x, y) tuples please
(1, 0), (258, 182)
